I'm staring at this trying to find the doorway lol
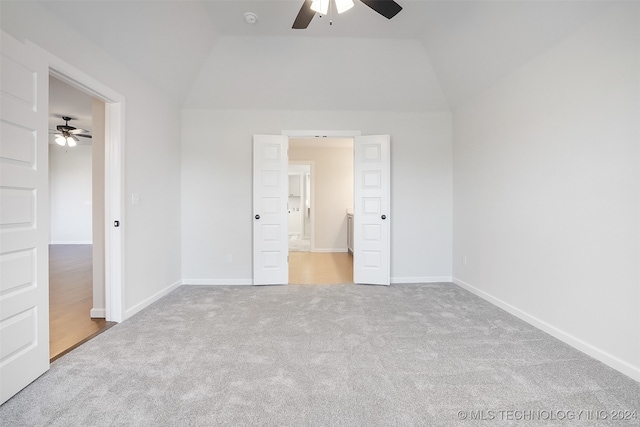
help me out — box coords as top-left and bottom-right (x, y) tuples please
(48, 76), (114, 360)
(0, 30), (124, 404)
(288, 138), (354, 284)
(47, 56), (125, 323)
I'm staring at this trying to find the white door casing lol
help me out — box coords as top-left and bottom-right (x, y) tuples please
(45, 48), (125, 323)
(0, 31), (50, 404)
(253, 135), (289, 285)
(354, 135), (390, 285)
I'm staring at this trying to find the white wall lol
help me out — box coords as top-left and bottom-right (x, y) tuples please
(289, 141), (353, 252)
(1, 2), (183, 319)
(181, 109), (452, 284)
(452, 4), (640, 380)
(49, 144), (92, 244)
(185, 36), (449, 112)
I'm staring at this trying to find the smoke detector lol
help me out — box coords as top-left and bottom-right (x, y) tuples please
(244, 12), (258, 24)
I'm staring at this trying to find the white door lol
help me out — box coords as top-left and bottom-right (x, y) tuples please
(354, 135), (390, 285)
(253, 135), (289, 285)
(0, 31), (50, 404)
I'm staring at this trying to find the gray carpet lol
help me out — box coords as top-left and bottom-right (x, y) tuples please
(1, 283), (638, 426)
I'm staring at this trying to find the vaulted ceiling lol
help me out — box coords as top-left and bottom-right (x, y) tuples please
(32, 1), (615, 111)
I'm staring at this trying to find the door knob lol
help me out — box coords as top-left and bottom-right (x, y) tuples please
(255, 214), (260, 220)
(381, 215), (386, 220)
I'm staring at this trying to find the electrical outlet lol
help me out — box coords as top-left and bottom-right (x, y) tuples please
(226, 254), (233, 263)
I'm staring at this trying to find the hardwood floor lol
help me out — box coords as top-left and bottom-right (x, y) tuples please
(49, 244), (114, 361)
(289, 251), (353, 284)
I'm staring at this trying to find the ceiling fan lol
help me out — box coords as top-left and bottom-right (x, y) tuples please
(293, 0), (402, 29)
(50, 116), (92, 147)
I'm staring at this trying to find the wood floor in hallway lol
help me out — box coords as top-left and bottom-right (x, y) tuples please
(289, 251), (353, 284)
(49, 244), (114, 361)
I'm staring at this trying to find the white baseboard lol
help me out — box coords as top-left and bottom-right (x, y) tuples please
(391, 276), (453, 284)
(90, 308), (106, 318)
(123, 280), (182, 320)
(183, 277), (453, 286)
(452, 277), (640, 382)
(50, 241), (93, 245)
(182, 279), (253, 286)
(311, 248), (348, 253)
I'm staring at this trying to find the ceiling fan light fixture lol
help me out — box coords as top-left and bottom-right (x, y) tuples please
(66, 137), (77, 147)
(55, 135), (66, 146)
(335, 0), (354, 14)
(310, 0), (329, 15)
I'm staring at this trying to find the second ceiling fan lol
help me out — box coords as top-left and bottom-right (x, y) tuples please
(50, 116), (92, 147)
(293, 0), (402, 29)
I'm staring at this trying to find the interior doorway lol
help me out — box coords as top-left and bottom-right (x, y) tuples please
(48, 76), (114, 360)
(46, 47), (126, 322)
(287, 138), (354, 284)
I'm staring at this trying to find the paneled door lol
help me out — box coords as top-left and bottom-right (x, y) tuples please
(0, 31), (50, 404)
(354, 135), (390, 285)
(253, 135), (289, 285)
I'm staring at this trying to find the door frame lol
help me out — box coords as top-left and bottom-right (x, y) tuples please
(29, 41), (125, 322)
(283, 130), (362, 257)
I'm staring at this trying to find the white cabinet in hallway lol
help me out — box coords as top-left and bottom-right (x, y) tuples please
(288, 175), (301, 197)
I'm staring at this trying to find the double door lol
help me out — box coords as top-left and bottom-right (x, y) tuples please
(252, 134), (390, 286)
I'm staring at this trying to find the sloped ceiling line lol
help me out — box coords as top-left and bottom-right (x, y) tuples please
(35, 0), (614, 110)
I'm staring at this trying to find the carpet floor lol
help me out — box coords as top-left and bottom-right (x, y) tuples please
(1, 283), (638, 426)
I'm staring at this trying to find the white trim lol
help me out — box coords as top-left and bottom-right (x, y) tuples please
(391, 276), (453, 284)
(282, 130), (362, 138)
(28, 40), (126, 324)
(49, 241), (92, 245)
(90, 308), (106, 318)
(183, 279), (253, 286)
(637, 33), (640, 384)
(104, 102), (124, 323)
(312, 248), (349, 253)
(453, 277), (640, 382)
(123, 280), (181, 319)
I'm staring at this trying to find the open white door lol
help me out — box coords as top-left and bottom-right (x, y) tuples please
(253, 135), (289, 285)
(354, 135), (390, 285)
(0, 31), (50, 404)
